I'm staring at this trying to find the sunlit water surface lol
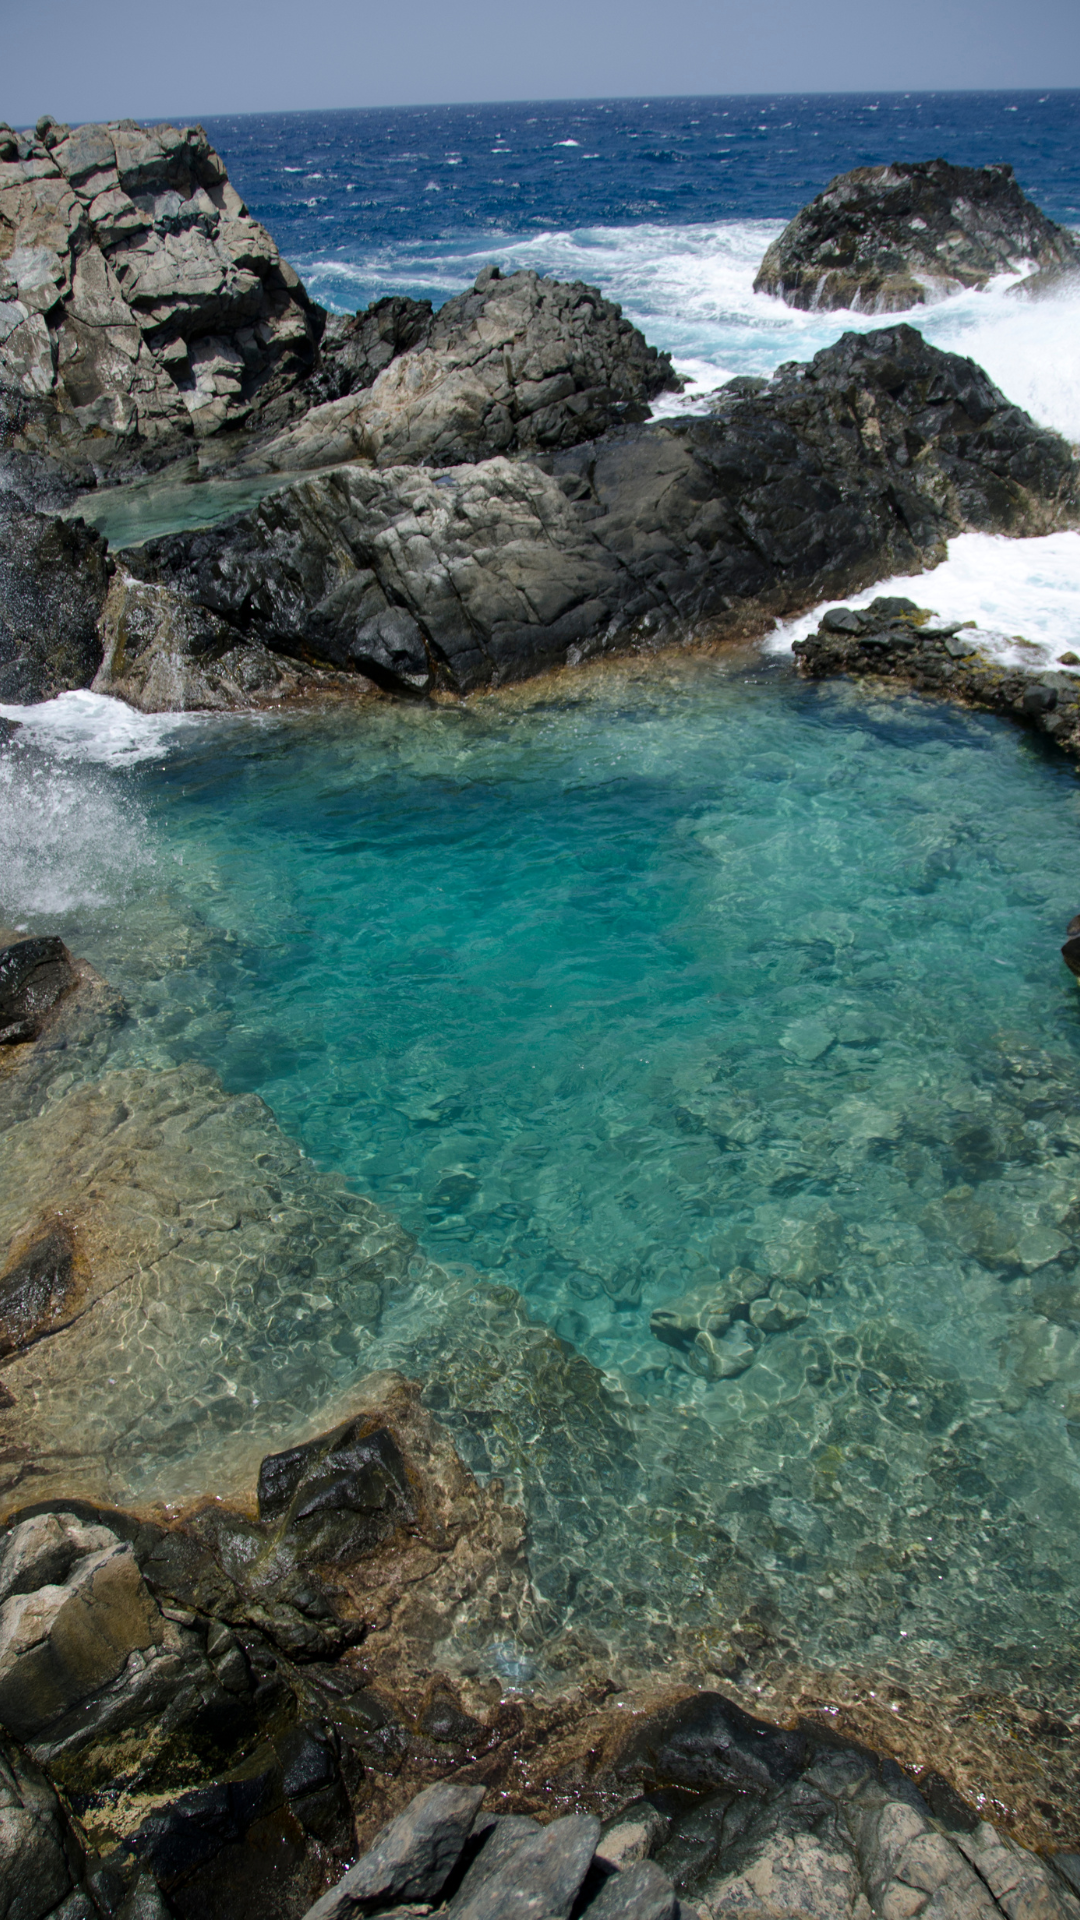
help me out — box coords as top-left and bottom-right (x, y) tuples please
(5, 655), (1080, 1693)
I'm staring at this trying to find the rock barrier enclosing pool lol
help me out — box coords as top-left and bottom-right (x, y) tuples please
(792, 597), (1080, 759)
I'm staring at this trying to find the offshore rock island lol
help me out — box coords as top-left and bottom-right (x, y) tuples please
(4, 114), (1080, 1920)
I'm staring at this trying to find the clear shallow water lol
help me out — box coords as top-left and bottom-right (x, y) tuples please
(6, 91), (1080, 1698)
(6, 658), (1080, 1689)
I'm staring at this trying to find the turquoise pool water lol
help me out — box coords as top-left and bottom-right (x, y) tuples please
(7, 651), (1080, 1693)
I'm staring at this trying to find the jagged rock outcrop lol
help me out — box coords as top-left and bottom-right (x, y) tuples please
(0, 113), (322, 463)
(7, 1469), (1080, 1920)
(792, 594), (1080, 759)
(0, 494), (111, 699)
(221, 263), (680, 477)
(124, 325), (1079, 696)
(90, 567), (378, 710)
(754, 159), (1080, 312)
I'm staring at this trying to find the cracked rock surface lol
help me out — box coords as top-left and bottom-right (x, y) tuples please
(125, 324), (1079, 697)
(0, 113), (321, 461)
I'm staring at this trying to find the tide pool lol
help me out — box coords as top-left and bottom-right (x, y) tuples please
(5, 650), (1080, 1694)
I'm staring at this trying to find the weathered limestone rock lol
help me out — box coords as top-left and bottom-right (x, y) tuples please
(0, 117), (321, 463)
(125, 325), (1080, 696)
(241, 265), (678, 476)
(754, 159), (1080, 312)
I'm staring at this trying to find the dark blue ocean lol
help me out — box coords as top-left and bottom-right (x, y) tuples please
(202, 91), (1080, 307)
(196, 91), (1080, 438)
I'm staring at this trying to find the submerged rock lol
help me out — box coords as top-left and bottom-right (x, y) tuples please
(754, 158), (1080, 312)
(125, 324), (1079, 696)
(793, 597), (1080, 761)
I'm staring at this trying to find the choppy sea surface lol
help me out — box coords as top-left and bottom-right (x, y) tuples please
(5, 94), (1080, 1697)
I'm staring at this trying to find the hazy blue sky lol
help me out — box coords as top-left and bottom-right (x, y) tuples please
(4, 0), (1079, 125)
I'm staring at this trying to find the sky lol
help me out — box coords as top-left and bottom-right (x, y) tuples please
(3, 0), (1079, 126)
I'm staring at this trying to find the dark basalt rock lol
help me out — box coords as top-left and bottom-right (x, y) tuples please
(754, 158), (1080, 312)
(616, 1691), (808, 1795)
(124, 324), (1078, 697)
(0, 937), (77, 1043)
(305, 295), (436, 406)
(256, 1419), (416, 1562)
(793, 597), (1080, 763)
(0, 502), (111, 701)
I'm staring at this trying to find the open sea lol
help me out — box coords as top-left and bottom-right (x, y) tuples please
(6, 93), (1080, 1716)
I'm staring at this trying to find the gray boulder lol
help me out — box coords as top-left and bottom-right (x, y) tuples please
(442, 1813), (601, 1920)
(233, 264), (679, 476)
(0, 116), (321, 461)
(301, 1781), (487, 1919)
(755, 159), (1080, 312)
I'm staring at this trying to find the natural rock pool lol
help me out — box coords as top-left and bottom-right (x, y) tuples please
(4, 648), (1080, 1709)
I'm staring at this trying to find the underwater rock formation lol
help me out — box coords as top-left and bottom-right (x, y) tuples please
(123, 325), (1079, 697)
(754, 159), (1080, 312)
(792, 595), (1080, 759)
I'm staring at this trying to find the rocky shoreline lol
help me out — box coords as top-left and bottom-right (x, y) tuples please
(4, 923), (1080, 1917)
(5, 118), (1080, 1915)
(2, 119), (1079, 708)
(792, 596), (1080, 760)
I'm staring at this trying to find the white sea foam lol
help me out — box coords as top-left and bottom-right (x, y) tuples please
(0, 690), (201, 766)
(302, 216), (1080, 444)
(765, 530), (1080, 672)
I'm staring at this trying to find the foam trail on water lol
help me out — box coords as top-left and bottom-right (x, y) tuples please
(301, 218), (1080, 442)
(765, 530), (1080, 670)
(0, 749), (152, 921)
(0, 693), (204, 921)
(0, 690), (202, 766)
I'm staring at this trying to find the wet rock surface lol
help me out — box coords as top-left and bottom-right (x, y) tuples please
(126, 324), (1078, 696)
(89, 566), (378, 712)
(754, 159), (1080, 312)
(793, 596), (1080, 759)
(0, 496), (111, 701)
(7, 1516), (1080, 1920)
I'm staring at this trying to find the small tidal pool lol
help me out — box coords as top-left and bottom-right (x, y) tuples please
(6, 649), (1080, 1699)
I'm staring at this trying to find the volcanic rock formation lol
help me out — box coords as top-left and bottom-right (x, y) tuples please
(753, 159), (1080, 312)
(792, 595), (1080, 761)
(118, 325), (1079, 697)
